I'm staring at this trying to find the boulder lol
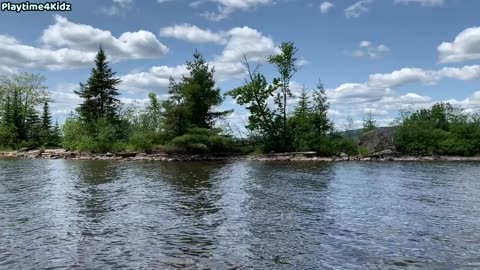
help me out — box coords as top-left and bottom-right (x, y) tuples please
(358, 127), (397, 156)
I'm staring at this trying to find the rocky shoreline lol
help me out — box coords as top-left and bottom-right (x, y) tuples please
(1, 149), (480, 162)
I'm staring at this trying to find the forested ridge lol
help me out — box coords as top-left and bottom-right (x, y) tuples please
(1, 43), (480, 157)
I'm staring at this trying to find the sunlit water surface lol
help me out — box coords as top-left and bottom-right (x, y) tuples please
(1, 160), (479, 269)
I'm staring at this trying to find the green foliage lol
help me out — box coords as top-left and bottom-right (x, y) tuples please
(0, 123), (18, 149)
(227, 69), (279, 145)
(162, 51), (231, 139)
(127, 130), (154, 152)
(161, 78), (191, 139)
(358, 146), (369, 157)
(0, 73), (49, 149)
(75, 47), (121, 125)
(288, 82), (334, 151)
(363, 112), (377, 132)
(227, 43), (303, 151)
(62, 116), (124, 153)
(269, 42), (300, 151)
(166, 128), (238, 154)
(395, 103), (480, 156)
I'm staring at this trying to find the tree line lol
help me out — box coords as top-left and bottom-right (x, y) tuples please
(1, 43), (480, 156)
(0, 73), (61, 150)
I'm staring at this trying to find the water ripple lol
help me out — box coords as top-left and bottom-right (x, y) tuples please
(0, 160), (479, 269)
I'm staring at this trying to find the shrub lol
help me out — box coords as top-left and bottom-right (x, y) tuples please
(165, 130), (239, 154)
(127, 130), (154, 152)
(358, 146), (369, 157)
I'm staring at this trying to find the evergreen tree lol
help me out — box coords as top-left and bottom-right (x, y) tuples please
(162, 78), (190, 138)
(310, 81), (333, 136)
(51, 120), (62, 146)
(25, 106), (41, 146)
(162, 51), (231, 138)
(181, 51), (230, 129)
(75, 47), (122, 124)
(0, 73), (48, 148)
(2, 95), (13, 125)
(41, 101), (52, 131)
(294, 87), (311, 117)
(40, 101), (52, 145)
(363, 111), (377, 132)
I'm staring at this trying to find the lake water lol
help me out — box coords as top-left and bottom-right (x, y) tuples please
(0, 160), (479, 269)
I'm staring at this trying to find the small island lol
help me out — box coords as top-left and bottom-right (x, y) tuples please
(1, 44), (480, 161)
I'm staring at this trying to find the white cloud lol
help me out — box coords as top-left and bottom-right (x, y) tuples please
(198, 0), (273, 21)
(320, 1), (334, 14)
(118, 26), (279, 94)
(352, 40), (390, 58)
(438, 26), (480, 63)
(449, 91), (480, 111)
(0, 15), (169, 73)
(0, 34), (96, 72)
(326, 65), (480, 126)
(48, 83), (83, 120)
(216, 26), (279, 63)
(160, 24), (227, 44)
(393, 0), (444, 6)
(119, 65), (188, 94)
(41, 15), (168, 61)
(345, 0), (373, 18)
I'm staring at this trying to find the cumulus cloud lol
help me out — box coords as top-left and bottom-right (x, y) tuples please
(41, 15), (168, 61)
(351, 40), (390, 58)
(120, 25), (279, 94)
(119, 65), (188, 94)
(328, 65), (480, 103)
(216, 26), (279, 63)
(345, 0), (373, 18)
(326, 65), (480, 127)
(159, 24), (227, 44)
(320, 2), (334, 14)
(0, 15), (168, 73)
(0, 34), (96, 72)
(393, 0), (444, 6)
(438, 26), (480, 63)
(48, 83), (83, 120)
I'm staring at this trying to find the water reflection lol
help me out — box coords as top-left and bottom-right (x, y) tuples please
(1, 160), (480, 269)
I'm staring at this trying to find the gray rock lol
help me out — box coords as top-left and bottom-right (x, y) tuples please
(359, 127), (397, 156)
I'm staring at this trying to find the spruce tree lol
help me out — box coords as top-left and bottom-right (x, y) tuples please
(162, 78), (190, 138)
(51, 120), (62, 146)
(311, 81), (333, 136)
(25, 106), (41, 146)
(40, 101), (53, 145)
(182, 51), (229, 129)
(2, 95), (13, 126)
(75, 47), (121, 124)
(363, 111), (377, 132)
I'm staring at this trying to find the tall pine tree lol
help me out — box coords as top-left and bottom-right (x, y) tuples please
(182, 51), (230, 129)
(51, 120), (62, 146)
(75, 47), (121, 124)
(41, 101), (53, 145)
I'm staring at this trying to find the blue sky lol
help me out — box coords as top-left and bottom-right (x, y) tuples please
(0, 0), (479, 130)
